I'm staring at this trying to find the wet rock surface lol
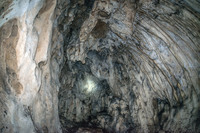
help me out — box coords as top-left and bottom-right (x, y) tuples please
(0, 0), (200, 133)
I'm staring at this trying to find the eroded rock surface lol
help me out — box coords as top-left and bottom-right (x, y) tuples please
(0, 0), (200, 133)
(57, 0), (200, 132)
(0, 0), (61, 132)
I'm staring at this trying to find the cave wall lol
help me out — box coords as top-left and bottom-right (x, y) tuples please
(0, 0), (200, 133)
(57, 0), (200, 132)
(0, 0), (61, 132)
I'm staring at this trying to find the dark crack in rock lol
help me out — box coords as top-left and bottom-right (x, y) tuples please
(91, 20), (109, 39)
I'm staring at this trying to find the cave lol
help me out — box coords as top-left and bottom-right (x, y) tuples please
(0, 0), (200, 133)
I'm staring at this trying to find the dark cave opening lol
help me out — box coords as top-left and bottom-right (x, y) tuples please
(57, 0), (113, 131)
(57, 1), (135, 131)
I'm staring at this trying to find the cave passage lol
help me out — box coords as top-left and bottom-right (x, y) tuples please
(0, 0), (199, 133)
(57, 0), (200, 132)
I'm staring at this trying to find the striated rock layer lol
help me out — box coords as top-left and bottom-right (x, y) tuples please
(0, 0), (200, 133)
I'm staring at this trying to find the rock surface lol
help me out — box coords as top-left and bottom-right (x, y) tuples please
(0, 0), (200, 133)
(0, 0), (61, 132)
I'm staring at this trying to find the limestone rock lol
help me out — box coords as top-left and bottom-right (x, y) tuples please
(57, 0), (200, 132)
(0, 0), (200, 133)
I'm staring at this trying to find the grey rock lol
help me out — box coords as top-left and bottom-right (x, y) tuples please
(0, 0), (200, 133)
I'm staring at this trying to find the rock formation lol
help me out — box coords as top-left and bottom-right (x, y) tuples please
(0, 0), (200, 133)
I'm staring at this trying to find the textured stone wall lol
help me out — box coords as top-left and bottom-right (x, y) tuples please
(0, 0), (61, 132)
(0, 0), (200, 133)
(57, 0), (200, 132)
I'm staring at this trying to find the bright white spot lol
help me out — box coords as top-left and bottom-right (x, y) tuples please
(84, 79), (96, 93)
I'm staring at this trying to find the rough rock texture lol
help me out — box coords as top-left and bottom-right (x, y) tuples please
(0, 0), (200, 133)
(0, 0), (61, 132)
(57, 0), (200, 132)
